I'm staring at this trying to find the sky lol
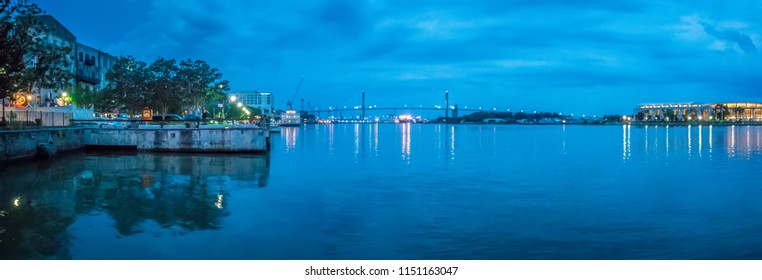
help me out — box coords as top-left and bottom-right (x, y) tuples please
(35, 0), (762, 115)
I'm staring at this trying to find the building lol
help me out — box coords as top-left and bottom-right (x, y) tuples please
(75, 43), (99, 91)
(31, 15), (77, 107)
(633, 102), (762, 122)
(98, 52), (117, 91)
(18, 15), (116, 108)
(75, 42), (117, 92)
(228, 91), (274, 117)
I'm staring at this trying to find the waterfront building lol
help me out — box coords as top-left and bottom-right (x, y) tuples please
(633, 102), (762, 122)
(29, 15), (77, 107)
(75, 43), (100, 91)
(229, 91), (274, 117)
(98, 52), (117, 91)
(75, 43), (116, 92)
(12, 15), (117, 108)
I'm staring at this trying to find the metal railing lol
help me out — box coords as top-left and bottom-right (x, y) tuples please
(1, 110), (73, 128)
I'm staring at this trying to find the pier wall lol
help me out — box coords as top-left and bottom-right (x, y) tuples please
(0, 128), (85, 164)
(84, 128), (269, 153)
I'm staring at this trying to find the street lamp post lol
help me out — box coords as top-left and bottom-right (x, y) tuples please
(224, 95), (237, 119)
(62, 91), (68, 106)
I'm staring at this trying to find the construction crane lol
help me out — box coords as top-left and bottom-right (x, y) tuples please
(286, 77), (303, 110)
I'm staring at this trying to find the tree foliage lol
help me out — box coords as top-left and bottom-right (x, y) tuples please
(19, 41), (72, 94)
(147, 58), (181, 118)
(102, 56), (149, 118)
(100, 56), (229, 118)
(0, 0), (42, 100)
(178, 59), (226, 115)
(67, 85), (97, 108)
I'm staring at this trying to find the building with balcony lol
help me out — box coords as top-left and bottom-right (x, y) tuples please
(30, 15), (77, 107)
(75, 42), (116, 92)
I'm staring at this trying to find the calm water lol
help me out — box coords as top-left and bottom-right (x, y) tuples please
(2, 124), (762, 259)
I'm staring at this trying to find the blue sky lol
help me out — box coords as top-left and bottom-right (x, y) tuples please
(36, 0), (762, 115)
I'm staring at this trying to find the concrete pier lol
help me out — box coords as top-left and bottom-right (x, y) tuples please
(1, 126), (270, 164)
(84, 127), (269, 153)
(0, 128), (85, 164)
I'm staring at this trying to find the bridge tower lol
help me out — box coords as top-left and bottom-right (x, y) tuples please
(445, 90), (449, 119)
(362, 89), (366, 121)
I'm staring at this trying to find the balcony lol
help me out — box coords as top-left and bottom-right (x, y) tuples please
(76, 71), (101, 84)
(84, 56), (96, 66)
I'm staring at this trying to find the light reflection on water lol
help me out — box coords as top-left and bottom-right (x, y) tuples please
(633, 125), (762, 160)
(0, 153), (269, 259)
(3, 124), (762, 259)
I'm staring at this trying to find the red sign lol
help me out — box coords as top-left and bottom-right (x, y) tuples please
(141, 109), (152, 120)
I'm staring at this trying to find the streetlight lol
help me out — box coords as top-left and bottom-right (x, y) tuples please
(62, 92), (68, 106)
(222, 95), (237, 119)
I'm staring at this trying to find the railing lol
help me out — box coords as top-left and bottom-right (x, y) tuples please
(1, 110), (73, 128)
(71, 118), (268, 129)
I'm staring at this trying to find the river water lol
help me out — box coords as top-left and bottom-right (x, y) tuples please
(1, 124), (762, 259)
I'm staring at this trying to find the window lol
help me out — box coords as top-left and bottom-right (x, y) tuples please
(79, 52), (83, 62)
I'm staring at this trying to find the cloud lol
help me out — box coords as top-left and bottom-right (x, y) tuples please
(41, 0), (762, 114)
(701, 22), (757, 53)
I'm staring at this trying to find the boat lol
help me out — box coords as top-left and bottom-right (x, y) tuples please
(396, 114), (415, 123)
(280, 109), (302, 127)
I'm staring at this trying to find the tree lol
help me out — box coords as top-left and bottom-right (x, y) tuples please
(733, 107), (745, 121)
(177, 59), (224, 116)
(635, 111), (645, 122)
(18, 41), (72, 99)
(67, 85), (97, 108)
(713, 104), (729, 121)
(147, 58), (182, 119)
(103, 56), (149, 119)
(662, 109), (675, 122)
(0, 0), (43, 125)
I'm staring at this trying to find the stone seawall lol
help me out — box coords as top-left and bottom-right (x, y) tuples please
(84, 128), (269, 153)
(0, 128), (85, 164)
